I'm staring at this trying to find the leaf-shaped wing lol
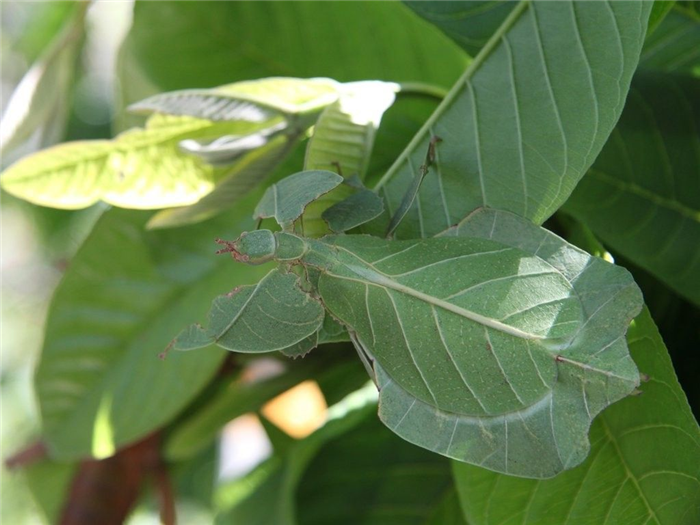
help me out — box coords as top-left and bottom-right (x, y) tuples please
(254, 170), (343, 227)
(309, 215), (642, 477)
(173, 268), (324, 353)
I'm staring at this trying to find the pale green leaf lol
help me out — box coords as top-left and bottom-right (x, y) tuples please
(375, 1), (652, 238)
(129, 77), (341, 121)
(302, 81), (398, 236)
(322, 189), (385, 233)
(146, 133), (301, 229)
(564, 73), (700, 305)
(453, 307), (700, 525)
(254, 170), (343, 227)
(35, 201), (270, 460)
(1, 114), (281, 210)
(173, 268), (324, 353)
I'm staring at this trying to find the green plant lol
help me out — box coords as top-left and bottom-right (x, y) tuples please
(1, 1), (698, 524)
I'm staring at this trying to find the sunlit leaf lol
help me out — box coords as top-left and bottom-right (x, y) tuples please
(129, 77), (341, 123)
(1, 114), (280, 209)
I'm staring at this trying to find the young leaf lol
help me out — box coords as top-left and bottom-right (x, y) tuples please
(146, 134), (301, 229)
(172, 268), (324, 353)
(564, 73), (700, 305)
(129, 77), (341, 122)
(322, 189), (385, 233)
(302, 81), (398, 236)
(375, 1), (652, 238)
(453, 307), (700, 525)
(0, 114), (280, 210)
(254, 170), (343, 228)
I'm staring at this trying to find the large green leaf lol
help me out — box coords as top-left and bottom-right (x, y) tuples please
(641, 6), (700, 74)
(123, 2), (466, 93)
(375, 1), (651, 238)
(453, 307), (700, 525)
(35, 201), (270, 460)
(563, 73), (700, 305)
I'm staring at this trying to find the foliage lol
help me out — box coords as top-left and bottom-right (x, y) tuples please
(1, 1), (698, 523)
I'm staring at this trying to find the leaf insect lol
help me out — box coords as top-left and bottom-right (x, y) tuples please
(169, 168), (642, 478)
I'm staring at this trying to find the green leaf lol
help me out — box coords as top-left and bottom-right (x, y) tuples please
(35, 203), (270, 460)
(563, 73), (700, 305)
(0, 2), (86, 155)
(322, 189), (385, 233)
(301, 81), (398, 236)
(254, 170), (343, 228)
(129, 77), (341, 121)
(173, 268), (324, 353)
(453, 307), (700, 525)
(375, 1), (652, 238)
(1, 114), (280, 210)
(647, 1), (677, 35)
